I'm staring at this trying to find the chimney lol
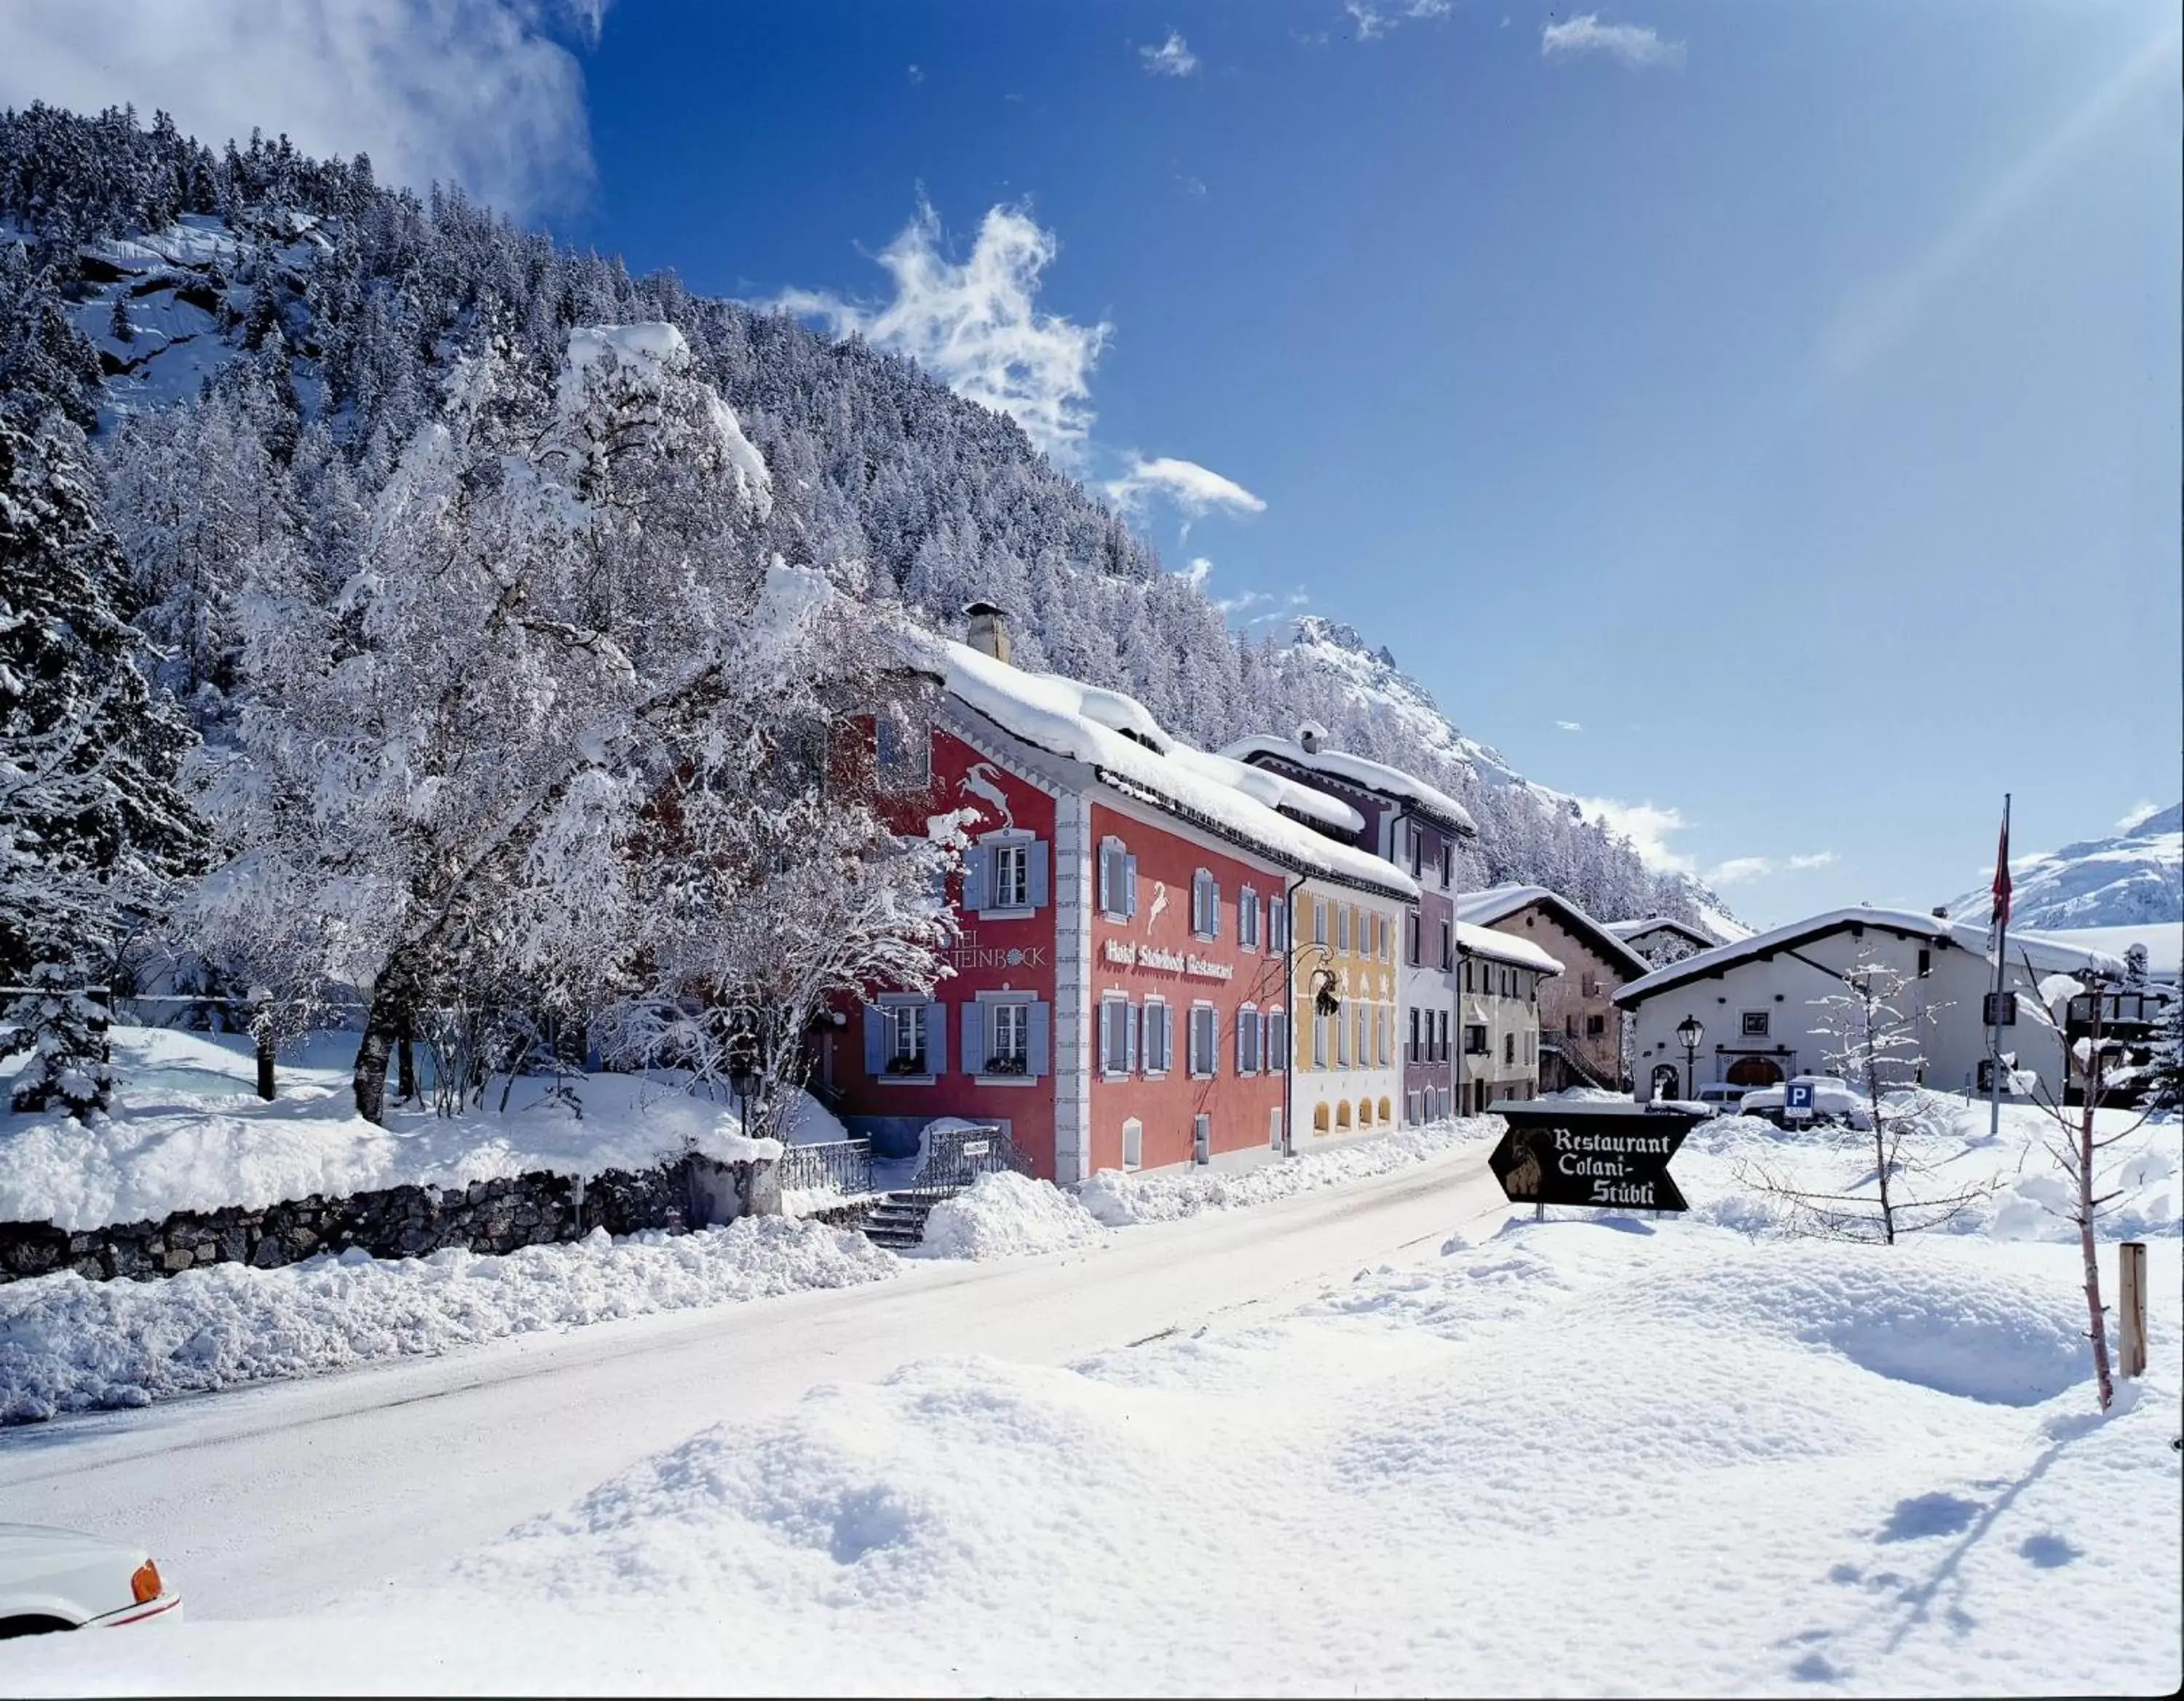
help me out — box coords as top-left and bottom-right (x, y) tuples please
(963, 600), (1011, 665)
(1931, 905), (1948, 919)
(1297, 719), (1326, 754)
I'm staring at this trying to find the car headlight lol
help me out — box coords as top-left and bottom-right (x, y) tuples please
(130, 1559), (162, 1604)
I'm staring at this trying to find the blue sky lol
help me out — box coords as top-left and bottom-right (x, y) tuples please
(6, 0), (2179, 925)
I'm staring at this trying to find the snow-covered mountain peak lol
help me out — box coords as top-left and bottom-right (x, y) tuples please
(1948, 804), (2183, 930)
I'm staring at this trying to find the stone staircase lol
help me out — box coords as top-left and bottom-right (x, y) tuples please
(858, 1192), (938, 1250)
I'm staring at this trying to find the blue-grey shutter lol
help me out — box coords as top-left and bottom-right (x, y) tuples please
(1029, 1001), (1051, 1076)
(1210, 878), (1222, 939)
(1126, 1001), (1140, 1073)
(1163, 1004), (1176, 1073)
(1237, 1014), (1249, 1073)
(1124, 856), (1139, 918)
(927, 1002), (948, 1075)
(961, 1001), (986, 1075)
(1028, 840), (1050, 908)
(863, 1006), (886, 1073)
(962, 845), (987, 912)
(1097, 843), (1112, 912)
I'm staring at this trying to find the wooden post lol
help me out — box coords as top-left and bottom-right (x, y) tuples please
(2118, 1240), (2148, 1381)
(250, 984), (275, 1102)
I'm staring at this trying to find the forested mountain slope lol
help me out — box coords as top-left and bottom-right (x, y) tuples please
(0, 102), (1710, 927)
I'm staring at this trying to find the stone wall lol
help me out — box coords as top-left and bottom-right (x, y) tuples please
(0, 1154), (764, 1286)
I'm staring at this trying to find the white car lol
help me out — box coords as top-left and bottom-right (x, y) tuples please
(1738, 1075), (1874, 1132)
(0, 1524), (183, 1637)
(1694, 1084), (1748, 1113)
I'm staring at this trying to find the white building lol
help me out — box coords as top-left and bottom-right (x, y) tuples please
(1615, 907), (2124, 1105)
(1456, 922), (1562, 1113)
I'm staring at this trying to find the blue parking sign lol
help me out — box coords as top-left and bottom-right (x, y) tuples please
(1785, 1081), (1816, 1118)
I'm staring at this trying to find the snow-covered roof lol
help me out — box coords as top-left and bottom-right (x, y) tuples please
(1219, 734), (1477, 836)
(918, 636), (1416, 899)
(1166, 745), (1366, 837)
(1615, 907), (2131, 1005)
(1455, 886), (1654, 977)
(1457, 922), (1564, 976)
(1606, 916), (1716, 947)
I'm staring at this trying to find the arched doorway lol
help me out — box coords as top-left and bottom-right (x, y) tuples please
(1650, 1062), (1682, 1100)
(1726, 1055), (1784, 1089)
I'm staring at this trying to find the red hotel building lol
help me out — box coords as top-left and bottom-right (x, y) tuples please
(827, 612), (1415, 1183)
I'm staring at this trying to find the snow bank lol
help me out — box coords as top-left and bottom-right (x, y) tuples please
(921, 1171), (1111, 1260)
(1677, 1096), (2182, 1245)
(0, 1217), (895, 1423)
(0, 1027), (788, 1231)
(1080, 1118), (1492, 1226)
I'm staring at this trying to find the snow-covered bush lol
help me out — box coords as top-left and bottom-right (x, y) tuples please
(4, 965), (113, 1117)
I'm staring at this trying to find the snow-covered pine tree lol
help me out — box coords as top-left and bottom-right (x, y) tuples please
(4, 963), (114, 1117)
(2144, 995), (2184, 1110)
(0, 414), (204, 988)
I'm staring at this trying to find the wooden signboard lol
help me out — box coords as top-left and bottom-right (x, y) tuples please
(1487, 1101), (1701, 1212)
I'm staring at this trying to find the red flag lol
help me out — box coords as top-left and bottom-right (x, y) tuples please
(1990, 808), (2012, 930)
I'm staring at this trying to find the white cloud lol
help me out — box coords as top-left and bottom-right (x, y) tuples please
(0, 0), (605, 218)
(1180, 556), (1214, 588)
(907, 63), (925, 84)
(1140, 30), (1198, 77)
(1104, 455), (1267, 519)
(1787, 850), (1837, 871)
(1340, 0), (1447, 43)
(1575, 797), (1693, 875)
(1554, 719), (1583, 733)
(775, 200), (1110, 462)
(1705, 856), (1774, 887)
(1541, 12), (1685, 70)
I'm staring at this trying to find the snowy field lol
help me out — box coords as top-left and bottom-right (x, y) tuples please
(3, 1102), (2176, 1696)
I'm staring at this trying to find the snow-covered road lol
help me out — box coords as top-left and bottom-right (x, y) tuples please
(0, 1142), (1506, 1619)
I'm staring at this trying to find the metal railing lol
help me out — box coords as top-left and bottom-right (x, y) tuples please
(896, 1124), (1033, 1203)
(776, 1137), (876, 1201)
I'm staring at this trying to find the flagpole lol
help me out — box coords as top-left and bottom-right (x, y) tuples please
(1987, 792), (2011, 1139)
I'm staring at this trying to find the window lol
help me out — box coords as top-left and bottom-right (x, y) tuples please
(1358, 1098), (1373, 1128)
(1580, 972), (1600, 998)
(1101, 998), (1132, 1076)
(1239, 886), (1260, 949)
(1586, 1014), (1606, 1038)
(1409, 824), (1423, 878)
(1409, 1007), (1421, 1062)
(1436, 1011), (1449, 1062)
(1336, 1100), (1352, 1130)
(1188, 873), (1223, 939)
(1189, 1004), (1218, 1078)
(1566, 1013), (1580, 1038)
(1267, 1008), (1289, 1072)
(1406, 1090), (1420, 1125)
(1378, 1097), (1392, 1126)
(1193, 1114), (1211, 1167)
(1406, 910), (1422, 966)
(1439, 845), (1453, 889)
(1741, 1011), (1770, 1038)
(1097, 837), (1136, 920)
(1268, 896), (1289, 953)
(1355, 1005), (1368, 1067)
(1439, 920), (1453, 972)
(1462, 960), (1473, 993)
(1122, 1118), (1143, 1172)
(1238, 1003), (1260, 1074)
(1313, 1011), (1329, 1068)
(1142, 999), (1171, 1075)
(992, 842), (1029, 909)
(1500, 967), (1515, 998)
(1336, 1008), (1350, 1067)
(887, 1004), (927, 1073)
(1525, 1031), (1535, 1064)
(1313, 1102), (1331, 1133)
(1918, 947), (1931, 978)
(1465, 1024), (1488, 1056)
(1377, 1006), (1390, 1067)
(1337, 904), (1350, 954)
(874, 714), (930, 790)
(1504, 1031), (1516, 1065)
(989, 1001), (1028, 1073)
(1313, 898), (1327, 947)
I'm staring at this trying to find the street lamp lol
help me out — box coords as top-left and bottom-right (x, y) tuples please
(729, 1059), (761, 1140)
(1675, 1014), (1705, 1101)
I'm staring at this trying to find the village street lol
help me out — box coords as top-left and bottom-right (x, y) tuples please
(0, 1142), (1506, 1622)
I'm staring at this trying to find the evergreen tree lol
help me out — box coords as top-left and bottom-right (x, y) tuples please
(4, 964), (114, 1118)
(0, 414), (204, 984)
